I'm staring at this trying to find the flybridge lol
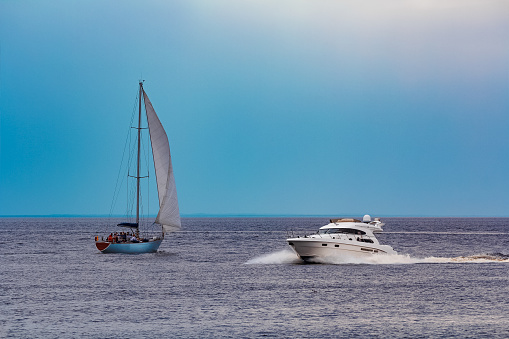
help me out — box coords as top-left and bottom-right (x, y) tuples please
(330, 215), (383, 224)
(330, 218), (362, 223)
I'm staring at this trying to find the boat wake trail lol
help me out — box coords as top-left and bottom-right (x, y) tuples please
(420, 253), (509, 264)
(246, 251), (509, 265)
(321, 253), (509, 265)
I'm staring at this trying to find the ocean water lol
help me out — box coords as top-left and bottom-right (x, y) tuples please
(1, 217), (508, 338)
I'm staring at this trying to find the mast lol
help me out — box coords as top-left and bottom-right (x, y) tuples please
(136, 81), (143, 237)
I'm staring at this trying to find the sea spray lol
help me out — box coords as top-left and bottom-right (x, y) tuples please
(245, 249), (301, 264)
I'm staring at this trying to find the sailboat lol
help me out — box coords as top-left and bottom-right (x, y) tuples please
(95, 81), (181, 253)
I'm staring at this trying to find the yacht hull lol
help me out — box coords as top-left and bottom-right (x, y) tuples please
(96, 239), (162, 254)
(287, 238), (396, 262)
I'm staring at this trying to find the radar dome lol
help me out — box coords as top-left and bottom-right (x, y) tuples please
(362, 214), (371, 222)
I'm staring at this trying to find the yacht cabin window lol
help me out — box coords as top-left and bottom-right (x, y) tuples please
(318, 228), (366, 235)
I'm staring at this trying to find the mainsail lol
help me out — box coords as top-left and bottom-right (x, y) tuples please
(143, 90), (181, 233)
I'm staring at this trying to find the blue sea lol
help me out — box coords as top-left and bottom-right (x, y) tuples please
(1, 217), (508, 338)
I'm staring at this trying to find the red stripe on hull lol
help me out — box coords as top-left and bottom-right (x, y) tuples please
(95, 242), (110, 252)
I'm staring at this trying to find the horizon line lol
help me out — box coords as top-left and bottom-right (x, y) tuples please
(0, 214), (508, 218)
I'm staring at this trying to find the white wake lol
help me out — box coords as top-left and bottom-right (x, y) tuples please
(245, 250), (303, 264)
(246, 250), (509, 265)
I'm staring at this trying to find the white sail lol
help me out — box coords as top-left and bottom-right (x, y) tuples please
(143, 90), (181, 233)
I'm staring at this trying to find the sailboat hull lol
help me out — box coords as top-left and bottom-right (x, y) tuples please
(96, 239), (162, 254)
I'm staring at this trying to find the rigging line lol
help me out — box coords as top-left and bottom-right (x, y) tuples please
(126, 90), (141, 220)
(111, 167), (128, 216)
(127, 181), (137, 221)
(109, 137), (130, 217)
(126, 101), (138, 179)
(140, 124), (151, 220)
(143, 126), (150, 223)
(109, 90), (139, 217)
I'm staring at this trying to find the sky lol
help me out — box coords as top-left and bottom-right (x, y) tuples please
(0, 0), (508, 217)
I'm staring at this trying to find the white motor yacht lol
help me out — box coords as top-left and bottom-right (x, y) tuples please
(287, 215), (396, 262)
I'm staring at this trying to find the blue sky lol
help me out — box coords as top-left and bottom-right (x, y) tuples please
(1, 0), (508, 217)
